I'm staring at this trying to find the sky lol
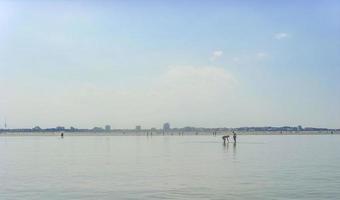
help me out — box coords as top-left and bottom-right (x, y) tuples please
(0, 0), (339, 129)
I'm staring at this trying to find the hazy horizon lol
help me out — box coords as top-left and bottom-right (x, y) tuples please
(1, 0), (340, 129)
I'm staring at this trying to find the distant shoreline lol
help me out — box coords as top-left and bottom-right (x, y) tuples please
(0, 131), (338, 137)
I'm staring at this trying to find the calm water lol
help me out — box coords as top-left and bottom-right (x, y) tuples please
(1, 135), (339, 200)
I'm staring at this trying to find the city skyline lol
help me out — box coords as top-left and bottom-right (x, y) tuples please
(1, 0), (340, 129)
(0, 122), (338, 131)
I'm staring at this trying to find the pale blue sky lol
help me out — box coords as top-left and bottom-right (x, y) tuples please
(0, 0), (339, 129)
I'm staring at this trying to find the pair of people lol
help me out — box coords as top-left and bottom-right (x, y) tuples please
(222, 132), (236, 143)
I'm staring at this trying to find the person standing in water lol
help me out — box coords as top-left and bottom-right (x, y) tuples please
(222, 135), (230, 144)
(233, 131), (237, 143)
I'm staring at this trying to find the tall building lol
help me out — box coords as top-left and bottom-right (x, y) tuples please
(163, 122), (170, 131)
(105, 125), (111, 131)
(136, 125), (141, 131)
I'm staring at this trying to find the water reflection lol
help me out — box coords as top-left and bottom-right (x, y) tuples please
(223, 142), (229, 152)
(233, 142), (237, 156)
(223, 142), (237, 156)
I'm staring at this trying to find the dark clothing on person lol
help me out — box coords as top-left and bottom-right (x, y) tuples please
(222, 135), (230, 143)
(233, 132), (237, 143)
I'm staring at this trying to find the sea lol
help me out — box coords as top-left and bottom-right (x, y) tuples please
(1, 134), (339, 199)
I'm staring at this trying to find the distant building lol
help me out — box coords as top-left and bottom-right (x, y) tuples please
(92, 127), (104, 132)
(136, 125), (141, 131)
(105, 125), (111, 131)
(32, 126), (42, 131)
(297, 125), (303, 131)
(163, 123), (170, 131)
(56, 126), (65, 131)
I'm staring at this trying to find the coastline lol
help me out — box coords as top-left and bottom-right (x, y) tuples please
(0, 131), (338, 137)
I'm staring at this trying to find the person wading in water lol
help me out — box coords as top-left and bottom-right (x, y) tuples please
(233, 131), (237, 143)
(222, 135), (230, 144)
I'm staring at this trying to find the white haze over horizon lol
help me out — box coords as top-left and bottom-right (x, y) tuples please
(1, 65), (338, 129)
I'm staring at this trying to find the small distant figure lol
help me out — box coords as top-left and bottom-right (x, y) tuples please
(61, 132), (64, 138)
(222, 135), (230, 143)
(213, 131), (217, 136)
(233, 131), (237, 143)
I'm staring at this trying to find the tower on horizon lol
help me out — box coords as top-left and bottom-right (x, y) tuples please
(163, 122), (170, 132)
(105, 125), (111, 131)
(136, 125), (141, 131)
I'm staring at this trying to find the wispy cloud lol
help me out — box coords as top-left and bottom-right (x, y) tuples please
(210, 50), (223, 61)
(274, 32), (289, 40)
(256, 52), (269, 60)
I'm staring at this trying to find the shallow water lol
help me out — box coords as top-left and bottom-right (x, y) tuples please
(1, 135), (339, 199)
